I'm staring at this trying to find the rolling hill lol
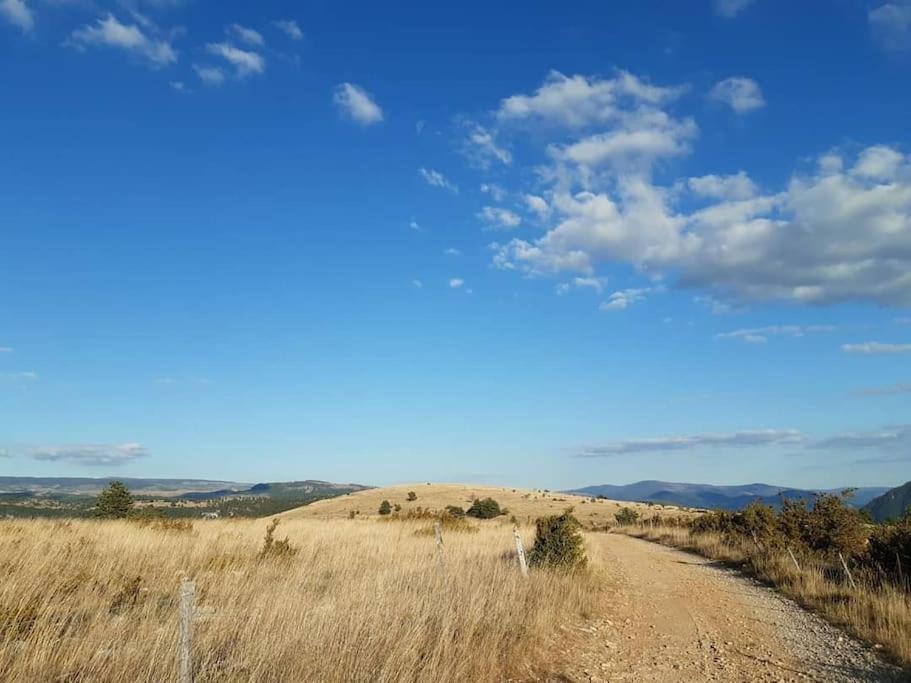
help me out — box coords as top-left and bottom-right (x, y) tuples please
(864, 481), (911, 522)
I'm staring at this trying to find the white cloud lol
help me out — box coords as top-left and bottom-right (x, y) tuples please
(556, 276), (607, 295)
(709, 77), (766, 113)
(496, 70), (684, 128)
(408, 219), (421, 231)
(412, 279), (423, 288)
(478, 206), (521, 230)
(169, 80), (187, 92)
(1, 371), (37, 381)
(718, 325), (835, 344)
(600, 287), (652, 311)
(273, 19), (302, 40)
(0, 0), (33, 33)
(193, 64), (226, 86)
(206, 42), (264, 77)
(419, 168), (458, 193)
(227, 23), (264, 47)
(69, 14), (178, 67)
(578, 428), (803, 456)
(851, 145), (905, 180)
(333, 82), (383, 125)
(869, 1), (911, 52)
(856, 382), (911, 397)
(480, 183), (507, 201)
(688, 171), (758, 200)
(0, 346), (12, 353)
(714, 0), (755, 18)
(812, 425), (911, 451)
(444, 248), (462, 256)
(465, 124), (511, 166)
(449, 278), (464, 288)
(28, 442), (148, 466)
(842, 342), (911, 355)
(523, 194), (550, 219)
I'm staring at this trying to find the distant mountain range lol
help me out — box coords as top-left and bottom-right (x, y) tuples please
(863, 481), (911, 522)
(568, 480), (891, 511)
(0, 476), (370, 500)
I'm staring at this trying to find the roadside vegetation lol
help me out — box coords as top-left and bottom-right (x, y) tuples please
(614, 493), (911, 666)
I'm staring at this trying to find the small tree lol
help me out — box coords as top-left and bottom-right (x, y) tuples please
(445, 505), (466, 518)
(614, 507), (640, 526)
(378, 500), (392, 516)
(466, 497), (503, 519)
(95, 481), (134, 519)
(406, 491), (417, 502)
(528, 510), (587, 569)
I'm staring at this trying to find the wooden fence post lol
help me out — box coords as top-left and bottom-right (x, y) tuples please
(838, 552), (857, 590)
(178, 577), (195, 683)
(787, 547), (801, 572)
(433, 522), (446, 571)
(513, 527), (529, 577)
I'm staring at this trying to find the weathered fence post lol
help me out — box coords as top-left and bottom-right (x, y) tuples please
(433, 522), (446, 571)
(897, 551), (904, 589)
(513, 527), (529, 577)
(838, 552), (857, 590)
(787, 547), (801, 572)
(178, 577), (195, 683)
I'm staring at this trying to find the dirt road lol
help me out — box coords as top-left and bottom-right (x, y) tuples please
(557, 534), (905, 682)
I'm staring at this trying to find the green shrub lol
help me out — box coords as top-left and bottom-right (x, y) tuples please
(614, 507), (640, 525)
(528, 510), (587, 569)
(466, 497), (503, 519)
(378, 500), (392, 516)
(445, 505), (465, 518)
(864, 511), (911, 585)
(94, 481), (134, 519)
(406, 491), (417, 501)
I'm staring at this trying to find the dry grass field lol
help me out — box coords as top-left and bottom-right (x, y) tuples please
(284, 482), (689, 528)
(0, 513), (602, 682)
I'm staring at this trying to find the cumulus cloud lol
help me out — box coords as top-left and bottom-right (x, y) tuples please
(333, 82), (383, 125)
(465, 124), (511, 166)
(717, 325), (836, 344)
(68, 14), (178, 67)
(714, 0), (755, 18)
(206, 42), (264, 77)
(480, 71), (911, 308)
(480, 183), (507, 201)
(273, 19), (302, 40)
(709, 77), (766, 113)
(449, 278), (464, 288)
(841, 342), (911, 355)
(524, 194), (551, 218)
(478, 206), (521, 230)
(419, 168), (458, 193)
(577, 429), (804, 457)
(227, 23), (264, 47)
(0, 0), (33, 33)
(27, 442), (148, 466)
(869, 1), (911, 52)
(444, 247), (462, 256)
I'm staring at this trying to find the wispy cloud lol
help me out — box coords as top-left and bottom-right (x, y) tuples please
(556, 276), (607, 295)
(333, 82), (383, 125)
(477, 206), (520, 229)
(709, 77), (766, 113)
(444, 248), (462, 256)
(812, 425), (911, 451)
(1, 371), (37, 381)
(577, 429), (804, 457)
(465, 124), (511, 167)
(273, 19), (302, 41)
(480, 183), (507, 201)
(227, 23), (264, 47)
(26, 442), (149, 466)
(68, 14), (178, 68)
(841, 341), (911, 355)
(714, 0), (755, 18)
(193, 64), (226, 86)
(448, 278), (464, 289)
(206, 42), (264, 77)
(718, 325), (835, 344)
(420, 168), (458, 193)
(600, 287), (652, 311)
(869, 1), (911, 52)
(0, 346), (12, 353)
(855, 382), (911, 397)
(0, 0), (33, 33)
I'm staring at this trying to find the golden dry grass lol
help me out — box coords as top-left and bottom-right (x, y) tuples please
(0, 515), (603, 682)
(285, 482), (689, 528)
(621, 524), (911, 668)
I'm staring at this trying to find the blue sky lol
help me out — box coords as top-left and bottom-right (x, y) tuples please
(2, 0), (911, 489)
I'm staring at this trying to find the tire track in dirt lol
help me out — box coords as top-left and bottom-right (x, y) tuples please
(555, 534), (906, 682)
